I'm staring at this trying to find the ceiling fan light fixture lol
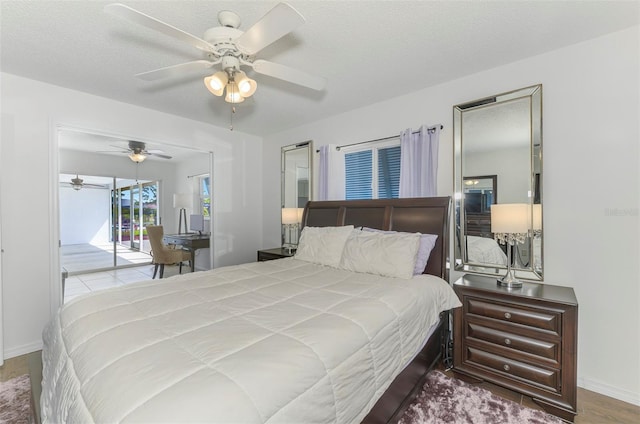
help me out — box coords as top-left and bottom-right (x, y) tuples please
(204, 71), (228, 96)
(129, 152), (147, 163)
(224, 82), (245, 103)
(234, 71), (257, 97)
(71, 176), (83, 191)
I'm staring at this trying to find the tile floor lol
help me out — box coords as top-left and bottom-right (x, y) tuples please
(61, 242), (152, 274)
(64, 263), (191, 303)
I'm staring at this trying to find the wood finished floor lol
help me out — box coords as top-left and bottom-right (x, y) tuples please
(2, 353), (638, 423)
(440, 366), (640, 423)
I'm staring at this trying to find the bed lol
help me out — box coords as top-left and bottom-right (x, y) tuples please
(41, 197), (461, 424)
(466, 235), (508, 266)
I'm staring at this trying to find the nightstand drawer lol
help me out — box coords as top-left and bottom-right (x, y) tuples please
(467, 322), (559, 363)
(466, 347), (559, 392)
(467, 297), (560, 334)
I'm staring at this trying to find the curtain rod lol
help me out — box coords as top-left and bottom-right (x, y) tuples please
(186, 172), (209, 179)
(315, 124), (443, 152)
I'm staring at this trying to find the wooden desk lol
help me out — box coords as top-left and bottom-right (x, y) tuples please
(163, 233), (210, 272)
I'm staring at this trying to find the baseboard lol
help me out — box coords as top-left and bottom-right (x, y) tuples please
(578, 376), (640, 406)
(4, 340), (43, 361)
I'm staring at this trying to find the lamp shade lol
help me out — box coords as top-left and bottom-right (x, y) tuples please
(491, 203), (529, 234)
(296, 208), (304, 223)
(129, 152), (146, 163)
(224, 82), (245, 104)
(281, 208), (299, 225)
(204, 71), (228, 96)
(173, 193), (192, 209)
(234, 71), (257, 97)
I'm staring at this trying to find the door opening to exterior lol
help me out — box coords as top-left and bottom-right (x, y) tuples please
(59, 174), (159, 275)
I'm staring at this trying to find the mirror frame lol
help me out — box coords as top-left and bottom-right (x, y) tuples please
(281, 141), (313, 245)
(453, 85), (543, 280)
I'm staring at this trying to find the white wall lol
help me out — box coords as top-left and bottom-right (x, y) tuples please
(59, 186), (112, 245)
(465, 145), (530, 203)
(0, 73), (263, 358)
(262, 27), (640, 405)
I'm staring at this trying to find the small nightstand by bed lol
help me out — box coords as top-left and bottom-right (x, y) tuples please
(257, 247), (296, 261)
(453, 274), (578, 422)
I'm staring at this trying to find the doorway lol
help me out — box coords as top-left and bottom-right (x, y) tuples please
(54, 127), (214, 306)
(59, 174), (159, 274)
(115, 181), (158, 253)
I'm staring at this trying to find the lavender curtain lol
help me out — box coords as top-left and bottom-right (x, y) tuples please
(318, 144), (345, 200)
(399, 125), (440, 197)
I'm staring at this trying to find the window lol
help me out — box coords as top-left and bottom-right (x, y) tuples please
(344, 141), (401, 200)
(196, 175), (211, 218)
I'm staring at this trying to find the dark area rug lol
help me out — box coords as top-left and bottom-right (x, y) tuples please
(398, 371), (564, 424)
(0, 374), (33, 424)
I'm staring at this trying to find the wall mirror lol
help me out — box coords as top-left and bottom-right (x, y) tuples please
(454, 85), (543, 281)
(281, 141), (312, 247)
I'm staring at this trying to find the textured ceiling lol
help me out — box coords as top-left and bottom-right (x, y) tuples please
(2, 1), (639, 137)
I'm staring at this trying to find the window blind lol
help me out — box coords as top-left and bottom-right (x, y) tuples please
(378, 146), (400, 199)
(345, 150), (373, 199)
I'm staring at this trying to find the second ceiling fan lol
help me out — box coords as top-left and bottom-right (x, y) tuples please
(105, 2), (327, 104)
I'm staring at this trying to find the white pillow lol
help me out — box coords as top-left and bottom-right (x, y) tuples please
(339, 230), (421, 279)
(362, 227), (438, 275)
(294, 225), (355, 267)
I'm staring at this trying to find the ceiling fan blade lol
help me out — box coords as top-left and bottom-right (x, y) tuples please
(135, 60), (216, 81)
(252, 59), (326, 91)
(235, 3), (305, 55)
(105, 3), (216, 53)
(147, 152), (173, 160)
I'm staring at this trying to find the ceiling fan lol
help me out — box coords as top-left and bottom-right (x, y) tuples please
(66, 175), (108, 191)
(103, 140), (172, 163)
(104, 2), (327, 103)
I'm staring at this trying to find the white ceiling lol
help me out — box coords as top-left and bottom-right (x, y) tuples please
(2, 1), (639, 137)
(58, 129), (207, 161)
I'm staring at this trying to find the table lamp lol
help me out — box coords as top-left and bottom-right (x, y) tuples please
(173, 193), (192, 234)
(491, 203), (530, 288)
(282, 208), (300, 253)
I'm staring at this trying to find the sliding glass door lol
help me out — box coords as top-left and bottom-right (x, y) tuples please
(59, 175), (158, 274)
(113, 181), (158, 262)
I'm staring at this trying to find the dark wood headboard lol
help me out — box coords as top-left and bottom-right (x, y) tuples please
(301, 197), (451, 281)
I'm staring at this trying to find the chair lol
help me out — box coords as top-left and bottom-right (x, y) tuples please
(146, 225), (191, 279)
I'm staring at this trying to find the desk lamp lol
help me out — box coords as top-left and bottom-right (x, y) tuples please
(173, 193), (192, 234)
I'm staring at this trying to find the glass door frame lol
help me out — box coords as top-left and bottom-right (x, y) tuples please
(113, 179), (159, 256)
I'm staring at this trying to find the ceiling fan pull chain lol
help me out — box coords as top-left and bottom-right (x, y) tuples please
(230, 105), (235, 131)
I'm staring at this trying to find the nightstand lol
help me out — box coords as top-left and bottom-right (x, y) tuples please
(453, 274), (578, 422)
(257, 247), (296, 261)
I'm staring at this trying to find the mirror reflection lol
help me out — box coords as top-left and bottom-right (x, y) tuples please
(463, 175), (496, 238)
(454, 85), (543, 280)
(281, 141), (312, 248)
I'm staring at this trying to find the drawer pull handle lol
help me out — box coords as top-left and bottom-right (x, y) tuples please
(504, 312), (512, 319)
(503, 364), (511, 372)
(504, 338), (512, 345)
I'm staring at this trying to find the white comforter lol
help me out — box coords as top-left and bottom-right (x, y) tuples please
(466, 235), (508, 266)
(41, 258), (461, 424)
